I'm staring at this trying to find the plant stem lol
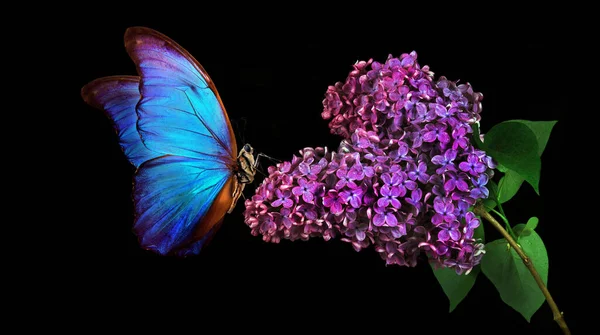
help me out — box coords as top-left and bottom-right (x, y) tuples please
(490, 208), (516, 239)
(474, 203), (571, 335)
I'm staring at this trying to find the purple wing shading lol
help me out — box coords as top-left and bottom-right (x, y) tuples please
(172, 220), (224, 257)
(81, 76), (157, 168)
(133, 155), (233, 255)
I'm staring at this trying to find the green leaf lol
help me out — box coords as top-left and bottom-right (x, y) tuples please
(506, 120), (557, 156)
(525, 217), (539, 230)
(482, 199), (496, 211)
(514, 217), (539, 238)
(488, 179), (500, 205)
(471, 122), (485, 149)
(497, 170), (525, 204)
(481, 228), (549, 322)
(430, 213), (485, 312)
(481, 180), (501, 211)
(496, 163), (509, 173)
(474, 219), (485, 243)
(478, 122), (541, 195)
(431, 264), (480, 312)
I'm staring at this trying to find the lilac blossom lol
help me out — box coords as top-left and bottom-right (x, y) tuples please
(438, 220), (461, 242)
(470, 174), (490, 199)
(323, 189), (345, 215)
(272, 189), (294, 208)
(431, 149), (458, 175)
(292, 178), (318, 203)
(373, 205), (398, 227)
(245, 51), (494, 274)
(459, 154), (487, 176)
(377, 185), (402, 209)
(340, 186), (364, 209)
(407, 161), (430, 184)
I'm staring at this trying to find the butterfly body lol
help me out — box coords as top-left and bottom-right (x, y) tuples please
(82, 27), (255, 256)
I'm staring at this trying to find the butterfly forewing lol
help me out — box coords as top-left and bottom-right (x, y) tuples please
(81, 76), (157, 168)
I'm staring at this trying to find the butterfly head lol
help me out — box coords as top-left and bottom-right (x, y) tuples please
(242, 143), (254, 155)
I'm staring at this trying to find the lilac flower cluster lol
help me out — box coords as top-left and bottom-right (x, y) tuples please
(244, 51), (494, 274)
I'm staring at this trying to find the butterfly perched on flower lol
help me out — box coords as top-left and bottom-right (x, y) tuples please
(81, 27), (257, 256)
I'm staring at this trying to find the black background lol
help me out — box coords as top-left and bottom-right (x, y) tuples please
(73, 16), (575, 335)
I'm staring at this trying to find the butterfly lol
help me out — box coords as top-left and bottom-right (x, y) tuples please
(81, 27), (257, 256)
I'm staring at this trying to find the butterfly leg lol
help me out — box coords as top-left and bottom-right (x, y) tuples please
(254, 153), (281, 168)
(229, 179), (245, 213)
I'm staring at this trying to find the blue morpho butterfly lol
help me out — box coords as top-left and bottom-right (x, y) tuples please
(81, 27), (260, 256)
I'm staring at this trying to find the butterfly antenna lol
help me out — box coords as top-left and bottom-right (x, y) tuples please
(239, 117), (248, 145)
(232, 117), (248, 147)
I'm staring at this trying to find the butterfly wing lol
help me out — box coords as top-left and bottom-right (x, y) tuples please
(81, 76), (157, 168)
(124, 27), (239, 255)
(133, 155), (234, 255)
(125, 27), (237, 159)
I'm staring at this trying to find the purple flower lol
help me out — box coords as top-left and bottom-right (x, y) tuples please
(407, 161), (430, 184)
(438, 220), (461, 242)
(344, 220), (369, 242)
(432, 196), (456, 225)
(390, 141), (413, 163)
(348, 162), (366, 180)
(404, 96), (421, 116)
(454, 198), (471, 217)
(292, 177), (319, 203)
(340, 186), (365, 209)
(245, 51), (493, 274)
(272, 189), (294, 208)
(463, 212), (481, 239)
(405, 188), (423, 215)
(459, 154), (487, 176)
(434, 103), (459, 126)
(409, 129), (424, 149)
(377, 185), (402, 209)
(399, 172), (418, 191)
(259, 216), (277, 235)
(443, 171), (470, 193)
(383, 72), (404, 92)
(336, 166), (359, 189)
(422, 123), (451, 143)
(414, 102), (435, 123)
(431, 149), (457, 174)
(401, 51), (416, 67)
(323, 189), (345, 215)
(373, 84), (390, 112)
(299, 162), (323, 180)
(373, 206), (398, 227)
(470, 174), (489, 199)
(381, 171), (408, 197)
(452, 124), (470, 150)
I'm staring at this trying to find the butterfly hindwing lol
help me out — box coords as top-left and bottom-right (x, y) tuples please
(133, 155), (233, 255)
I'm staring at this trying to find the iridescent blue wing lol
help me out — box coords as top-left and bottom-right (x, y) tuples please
(125, 27), (238, 159)
(133, 156), (234, 255)
(81, 76), (157, 168)
(124, 27), (238, 255)
(173, 220), (224, 257)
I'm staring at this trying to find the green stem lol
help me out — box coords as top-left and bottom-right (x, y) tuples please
(474, 203), (571, 335)
(490, 208), (516, 239)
